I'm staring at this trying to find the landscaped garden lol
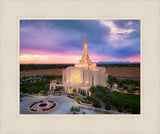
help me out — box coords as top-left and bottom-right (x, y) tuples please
(20, 73), (140, 114)
(108, 75), (140, 93)
(67, 84), (140, 114)
(20, 75), (62, 95)
(88, 85), (140, 114)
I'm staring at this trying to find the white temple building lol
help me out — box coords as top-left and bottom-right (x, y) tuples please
(50, 35), (108, 96)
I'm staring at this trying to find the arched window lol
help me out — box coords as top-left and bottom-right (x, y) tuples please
(92, 75), (94, 86)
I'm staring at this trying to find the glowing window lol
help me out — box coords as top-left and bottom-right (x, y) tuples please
(75, 73), (77, 83)
(70, 87), (73, 92)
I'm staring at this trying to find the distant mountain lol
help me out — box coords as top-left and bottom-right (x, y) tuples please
(97, 61), (140, 64)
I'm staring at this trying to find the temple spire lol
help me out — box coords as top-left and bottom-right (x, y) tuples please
(82, 35), (89, 60)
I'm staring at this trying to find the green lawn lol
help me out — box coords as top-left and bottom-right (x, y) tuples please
(110, 91), (140, 114)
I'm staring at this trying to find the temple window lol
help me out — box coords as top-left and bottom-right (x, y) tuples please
(92, 75), (94, 86)
(74, 73), (78, 83)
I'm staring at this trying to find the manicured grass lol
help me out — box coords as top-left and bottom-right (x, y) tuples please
(110, 91), (140, 114)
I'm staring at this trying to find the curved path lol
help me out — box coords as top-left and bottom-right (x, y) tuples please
(20, 95), (77, 114)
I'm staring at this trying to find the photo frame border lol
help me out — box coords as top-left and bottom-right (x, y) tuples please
(0, 0), (159, 134)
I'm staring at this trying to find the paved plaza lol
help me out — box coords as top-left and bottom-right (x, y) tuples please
(20, 95), (109, 114)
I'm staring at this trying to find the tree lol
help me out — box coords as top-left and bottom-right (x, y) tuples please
(108, 75), (117, 87)
(94, 86), (103, 100)
(89, 86), (112, 105)
(89, 86), (96, 97)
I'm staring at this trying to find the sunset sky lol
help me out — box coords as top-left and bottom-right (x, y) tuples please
(20, 20), (140, 64)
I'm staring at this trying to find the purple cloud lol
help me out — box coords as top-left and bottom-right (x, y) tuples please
(20, 20), (140, 62)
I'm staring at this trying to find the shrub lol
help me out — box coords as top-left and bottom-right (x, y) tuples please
(74, 97), (81, 104)
(70, 106), (74, 112)
(80, 98), (85, 103)
(70, 106), (80, 112)
(80, 97), (92, 104)
(131, 87), (138, 91)
(55, 87), (61, 91)
(81, 91), (86, 96)
(92, 102), (101, 108)
(76, 100), (81, 104)
(105, 104), (111, 110)
(131, 108), (140, 114)
(38, 90), (46, 95)
(110, 101), (118, 108)
(124, 86), (128, 90)
(74, 107), (80, 112)
(127, 109), (131, 112)
(118, 106), (123, 112)
(74, 96), (78, 100)
(85, 96), (92, 101)
(82, 111), (86, 114)
(70, 93), (76, 96)
(124, 104), (130, 109)
(127, 88), (132, 93)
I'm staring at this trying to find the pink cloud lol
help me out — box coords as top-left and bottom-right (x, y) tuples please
(20, 50), (140, 64)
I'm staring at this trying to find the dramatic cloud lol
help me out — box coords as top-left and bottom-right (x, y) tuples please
(20, 20), (140, 64)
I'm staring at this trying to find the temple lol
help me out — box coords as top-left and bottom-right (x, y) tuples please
(50, 35), (108, 96)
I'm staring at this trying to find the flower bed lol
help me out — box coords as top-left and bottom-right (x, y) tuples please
(28, 100), (57, 113)
(78, 106), (93, 111)
(94, 109), (111, 114)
